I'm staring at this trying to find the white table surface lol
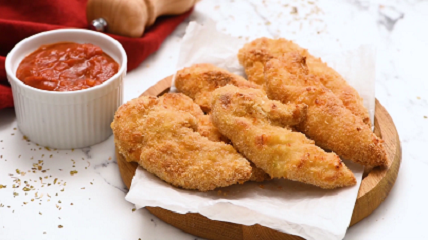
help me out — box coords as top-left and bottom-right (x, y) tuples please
(1, 0), (427, 239)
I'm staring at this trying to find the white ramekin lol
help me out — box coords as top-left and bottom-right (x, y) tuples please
(5, 29), (127, 149)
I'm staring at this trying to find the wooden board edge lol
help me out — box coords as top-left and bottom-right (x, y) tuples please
(349, 100), (402, 226)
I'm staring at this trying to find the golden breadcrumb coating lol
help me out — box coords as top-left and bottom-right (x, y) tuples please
(112, 93), (252, 191)
(197, 114), (230, 143)
(175, 64), (272, 181)
(238, 37), (371, 126)
(158, 93), (232, 143)
(111, 95), (158, 163)
(264, 54), (388, 167)
(196, 114), (270, 181)
(211, 85), (356, 189)
(158, 92), (204, 118)
(139, 109), (251, 191)
(112, 93), (206, 163)
(161, 93), (271, 182)
(175, 63), (262, 112)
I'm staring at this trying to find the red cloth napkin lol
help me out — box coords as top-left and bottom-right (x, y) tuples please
(0, 0), (192, 110)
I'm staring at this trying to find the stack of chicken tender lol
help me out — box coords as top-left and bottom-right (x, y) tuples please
(112, 38), (388, 192)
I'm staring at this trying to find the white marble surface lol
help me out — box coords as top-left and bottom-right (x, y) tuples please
(0, 0), (427, 239)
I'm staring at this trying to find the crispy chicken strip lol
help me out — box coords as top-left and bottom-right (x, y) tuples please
(238, 37), (371, 126)
(112, 93), (205, 163)
(162, 93), (271, 181)
(264, 54), (388, 167)
(175, 64), (272, 181)
(139, 109), (252, 191)
(175, 63), (262, 112)
(158, 92), (205, 118)
(157, 93), (226, 142)
(211, 85), (356, 189)
(198, 114), (271, 182)
(112, 95), (158, 163)
(112, 93), (252, 191)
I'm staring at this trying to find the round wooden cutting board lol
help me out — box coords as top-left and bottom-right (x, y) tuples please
(116, 76), (402, 240)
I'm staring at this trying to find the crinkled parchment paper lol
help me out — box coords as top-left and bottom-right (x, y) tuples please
(126, 19), (376, 240)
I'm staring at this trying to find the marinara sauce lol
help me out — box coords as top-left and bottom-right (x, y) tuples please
(16, 42), (119, 91)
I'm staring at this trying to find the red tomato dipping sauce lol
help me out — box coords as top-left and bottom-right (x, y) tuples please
(16, 42), (119, 91)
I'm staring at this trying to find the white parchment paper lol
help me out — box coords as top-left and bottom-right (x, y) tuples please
(126, 20), (376, 240)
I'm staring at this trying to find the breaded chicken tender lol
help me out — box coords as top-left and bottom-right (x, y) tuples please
(111, 95), (158, 163)
(175, 64), (272, 181)
(158, 92), (204, 118)
(197, 113), (271, 181)
(238, 37), (371, 126)
(139, 109), (252, 191)
(157, 93), (226, 142)
(197, 113), (270, 181)
(211, 85), (356, 189)
(112, 93), (252, 191)
(175, 63), (262, 112)
(112, 93), (206, 163)
(264, 54), (388, 167)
